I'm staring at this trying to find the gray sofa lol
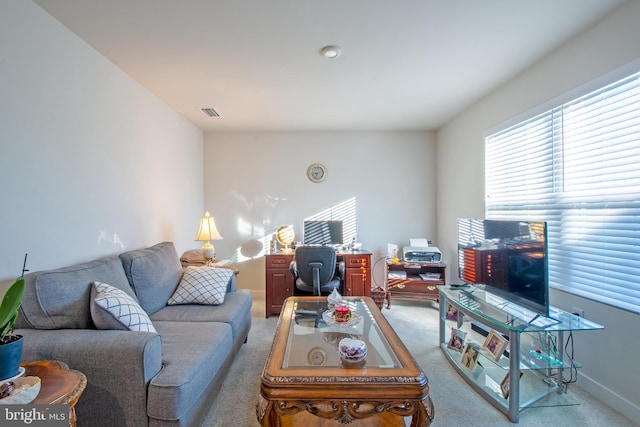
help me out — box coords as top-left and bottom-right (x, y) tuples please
(14, 242), (252, 427)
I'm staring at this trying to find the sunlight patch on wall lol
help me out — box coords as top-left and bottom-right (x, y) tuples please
(304, 197), (357, 245)
(234, 197), (357, 262)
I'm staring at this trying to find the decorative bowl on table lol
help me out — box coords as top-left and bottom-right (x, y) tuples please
(0, 366), (25, 385)
(332, 301), (352, 322)
(322, 310), (361, 327)
(0, 376), (41, 405)
(338, 338), (367, 363)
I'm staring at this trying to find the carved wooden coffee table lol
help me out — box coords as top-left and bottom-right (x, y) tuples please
(257, 296), (434, 426)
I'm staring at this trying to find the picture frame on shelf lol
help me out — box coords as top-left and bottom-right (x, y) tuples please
(445, 301), (458, 321)
(500, 370), (523, 399)
(482, 329), (508, 361)
(460, 343), (479, 371)
(447, 327), (466, 352)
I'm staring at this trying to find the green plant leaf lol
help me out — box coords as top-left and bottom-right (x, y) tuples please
(0, 279), (25, 340)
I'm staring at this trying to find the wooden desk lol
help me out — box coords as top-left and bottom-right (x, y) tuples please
(257, 296), (434, 426)
(23, 360), (87, 427)
(264, 251), (372, 317)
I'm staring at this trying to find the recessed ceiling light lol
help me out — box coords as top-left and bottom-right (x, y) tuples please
(320, 45), (342, 59)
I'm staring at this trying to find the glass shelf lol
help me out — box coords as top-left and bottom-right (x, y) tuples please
(441, 286), (604, 333)
(441, 344), (581, 410)
(439, 286), (604, 423)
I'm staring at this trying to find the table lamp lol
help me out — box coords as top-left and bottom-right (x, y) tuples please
(276, 225), (295, 254)
(195, 211), (223, 265)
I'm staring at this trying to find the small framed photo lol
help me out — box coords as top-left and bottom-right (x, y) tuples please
(447, 327), (466, 352)
(445, 302), (458, 321)
(500, 370), (523, 399)
(482, 329), (508, 361)
(460, 344), (479, 371)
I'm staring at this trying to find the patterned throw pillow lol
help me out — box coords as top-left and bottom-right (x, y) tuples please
(168, 267), (233, 306)
(90, 281), (157, 332)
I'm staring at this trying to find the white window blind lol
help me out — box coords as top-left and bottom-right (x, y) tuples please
(485, 72), (640, 314)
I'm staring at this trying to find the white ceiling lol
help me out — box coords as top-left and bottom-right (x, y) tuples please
(33, 0), (626, 132)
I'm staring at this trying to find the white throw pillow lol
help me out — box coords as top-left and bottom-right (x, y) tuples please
(91, 281), (157, 333)
(168, 267), (233, 305)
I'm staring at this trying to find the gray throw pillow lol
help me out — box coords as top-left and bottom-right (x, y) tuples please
(119, 242), (183, 315)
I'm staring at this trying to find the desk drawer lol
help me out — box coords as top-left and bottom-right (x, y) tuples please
(266, 255), (293, 269)
(345, 255), (369, 268)
(391, 281), (440, 293)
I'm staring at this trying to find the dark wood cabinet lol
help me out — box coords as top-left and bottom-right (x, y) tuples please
(265, 254), (294, 318)
(342, 252), (371, 297)
(386, 261), (446, 303)
(265, 251), (372, 317)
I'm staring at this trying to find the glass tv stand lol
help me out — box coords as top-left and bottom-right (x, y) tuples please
(438, 286), (604, 422)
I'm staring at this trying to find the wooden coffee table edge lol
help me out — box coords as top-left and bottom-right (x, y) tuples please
(258, 296), (435, 426)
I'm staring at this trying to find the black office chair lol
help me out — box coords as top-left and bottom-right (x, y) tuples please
(290, 246), (344, 296)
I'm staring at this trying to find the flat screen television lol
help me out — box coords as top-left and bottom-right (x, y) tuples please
(303, 220), (344, 245)
(457, 218), (549, 318)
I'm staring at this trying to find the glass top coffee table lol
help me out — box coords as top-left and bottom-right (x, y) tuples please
(257, 296), (434, 426)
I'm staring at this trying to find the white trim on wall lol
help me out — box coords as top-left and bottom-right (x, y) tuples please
(483, 57), (640, 138)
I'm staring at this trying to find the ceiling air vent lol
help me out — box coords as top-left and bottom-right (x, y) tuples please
(200, 108), (220, 117)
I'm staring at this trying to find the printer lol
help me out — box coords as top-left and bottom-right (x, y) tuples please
(403, 246), (442, 263)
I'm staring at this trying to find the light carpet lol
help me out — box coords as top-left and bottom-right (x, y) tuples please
(202, 297), (637, 427)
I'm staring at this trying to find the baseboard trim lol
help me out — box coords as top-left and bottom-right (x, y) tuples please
(576, 373), (640, 423)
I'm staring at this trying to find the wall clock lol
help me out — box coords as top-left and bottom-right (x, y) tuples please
(307, 163), (327, 183)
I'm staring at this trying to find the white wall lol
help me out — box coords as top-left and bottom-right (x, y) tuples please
(203, 131), (437, 292)
(436, 0), (640, 420)
(0, 2), (204, 287)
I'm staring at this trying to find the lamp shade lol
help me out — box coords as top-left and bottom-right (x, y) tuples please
(195, 211), (223, 242)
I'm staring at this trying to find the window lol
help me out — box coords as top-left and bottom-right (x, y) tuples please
(485, 71), (640, 314)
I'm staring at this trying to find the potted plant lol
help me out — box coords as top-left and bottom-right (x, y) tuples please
(0, 256), (28, 381)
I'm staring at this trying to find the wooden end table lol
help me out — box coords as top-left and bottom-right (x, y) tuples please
(257, 296), (434, 426)
(23, 360), (87, 427)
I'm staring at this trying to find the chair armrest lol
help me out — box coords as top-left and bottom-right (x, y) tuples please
(336, 261), (345, 279)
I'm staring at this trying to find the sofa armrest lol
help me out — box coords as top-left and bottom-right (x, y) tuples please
(15, 328), (162, 427)
(16, 328), (162, 382)
(227, 273), (237, 292)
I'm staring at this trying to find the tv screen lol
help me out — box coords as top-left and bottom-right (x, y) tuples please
(303, 220), (343, 245)
(457, 218), (549, 318)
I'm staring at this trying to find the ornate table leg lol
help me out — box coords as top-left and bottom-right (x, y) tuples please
(410, 395), (435, 427)
(257, 395), (279, 427)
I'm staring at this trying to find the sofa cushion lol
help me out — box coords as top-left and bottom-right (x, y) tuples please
(151, 289), (252, 341)
(147, 321), (233, 421)
(16, 255), (136, 330)
(168, 267), (233, 306)
(90, 282), (157, 332)
(119, 242), (183, 315)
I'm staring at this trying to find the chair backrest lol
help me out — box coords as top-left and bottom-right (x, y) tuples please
(294, 246), (337, 285)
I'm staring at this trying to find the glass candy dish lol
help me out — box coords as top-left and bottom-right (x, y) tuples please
(338, 338), (367, 363)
